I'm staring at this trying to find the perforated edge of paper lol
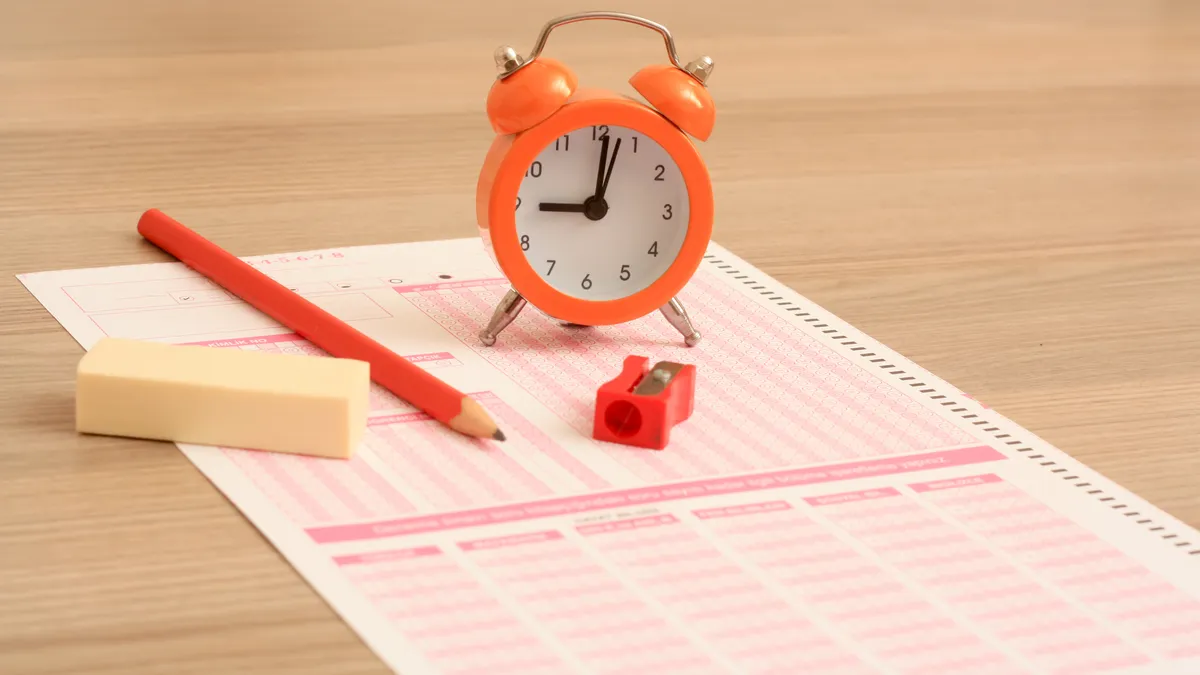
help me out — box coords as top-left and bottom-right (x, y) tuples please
(700, 252), (1199, 559)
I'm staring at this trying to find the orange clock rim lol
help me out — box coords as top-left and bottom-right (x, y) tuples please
(488, 96), (714, 326)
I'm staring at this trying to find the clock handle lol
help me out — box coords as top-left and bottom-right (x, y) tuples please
(496, 11), (713, 85)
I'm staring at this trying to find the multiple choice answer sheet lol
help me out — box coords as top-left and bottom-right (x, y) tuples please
(19, 238), (1200, 674)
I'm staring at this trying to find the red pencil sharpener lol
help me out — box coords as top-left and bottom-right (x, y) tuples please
(593, 356), (696, 450)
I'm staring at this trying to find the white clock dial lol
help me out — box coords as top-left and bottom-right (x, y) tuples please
(515, 124), (689, 302)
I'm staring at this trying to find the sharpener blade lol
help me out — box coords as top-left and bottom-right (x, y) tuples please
(633, 361), (684, 396)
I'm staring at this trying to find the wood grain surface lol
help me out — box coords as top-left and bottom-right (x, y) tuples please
(2, 1), (1198, 672)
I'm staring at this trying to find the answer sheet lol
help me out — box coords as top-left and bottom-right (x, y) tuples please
(19, 238), (1200, 674)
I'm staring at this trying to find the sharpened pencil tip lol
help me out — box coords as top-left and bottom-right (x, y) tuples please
(492, 429), (507, 442)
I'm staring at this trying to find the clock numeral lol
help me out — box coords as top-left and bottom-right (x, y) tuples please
(592, 125), (609, 141)
(581, 274), (593, 290)
(662, 204), (673, 220)
(526, 161), (542, 178)
(555, 135), (569, 151)
(521, 235), (530, 251)
(545, 259), (556, 275)
(620, 264), (631, 281)
(632, 136), (638, 153)
(648, 241), (659, 257)
(515, 197), (521, 210)
(654, 165), (665, 181)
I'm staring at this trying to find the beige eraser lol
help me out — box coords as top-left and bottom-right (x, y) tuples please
(76, 337), (370, 458)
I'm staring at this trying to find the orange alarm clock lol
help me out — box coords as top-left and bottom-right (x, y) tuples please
(475, 12), (715, 348)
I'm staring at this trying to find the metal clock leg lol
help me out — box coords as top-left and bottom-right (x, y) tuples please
(660, 297), (702, 347)
(479, 288), (527, 346)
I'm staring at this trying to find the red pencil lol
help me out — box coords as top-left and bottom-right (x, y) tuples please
(137, 208), (505, 442)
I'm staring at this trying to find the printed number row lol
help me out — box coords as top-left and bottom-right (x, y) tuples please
(524, 160), (668, 181)
(516, 199), (673, 219)
(541, 262), (632, 288)
(522, 236), (659, 258)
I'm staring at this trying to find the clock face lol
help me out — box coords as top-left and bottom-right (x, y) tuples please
(515, 124), (689, 302)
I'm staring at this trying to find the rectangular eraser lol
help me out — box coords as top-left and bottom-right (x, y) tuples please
(76, 337), (370, 459)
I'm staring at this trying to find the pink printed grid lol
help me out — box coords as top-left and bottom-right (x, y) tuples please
(186, 334), (418, 526)
(400, 272), (973, 484)
(700, 497), (1016, 674)
(580, 514), (871, 673)
(220, 397), (604, 528)
(463, 528), (721, 674)
(222, 446), (416, 526)
(918, 475), (1200, 661)
(337, 547), (566, 675)
(192, 333), (604, 514)
(815, 489), (1150, 673)
(360, 386), (604, 502)
(306, 446), (1003, 543)
(309, 446), (1003, 540)
(478, 393), (611, 491)
(365, 417), (554, 511)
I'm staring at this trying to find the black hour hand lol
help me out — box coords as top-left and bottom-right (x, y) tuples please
(539, 202), (588, 212)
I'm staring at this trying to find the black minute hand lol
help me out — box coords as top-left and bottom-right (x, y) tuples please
(596, 138), (621, 201)
(594, 135), (609, 199)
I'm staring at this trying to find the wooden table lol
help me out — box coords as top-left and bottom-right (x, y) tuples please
(2, 1), (1197, 672)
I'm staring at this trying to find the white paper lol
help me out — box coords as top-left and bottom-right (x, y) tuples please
(19, 238), (1200, 674)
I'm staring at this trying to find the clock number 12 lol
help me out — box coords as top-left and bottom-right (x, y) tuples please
(590, 127), (638, 153)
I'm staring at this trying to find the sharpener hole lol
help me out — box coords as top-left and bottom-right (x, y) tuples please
(604, 401), (642, 438)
